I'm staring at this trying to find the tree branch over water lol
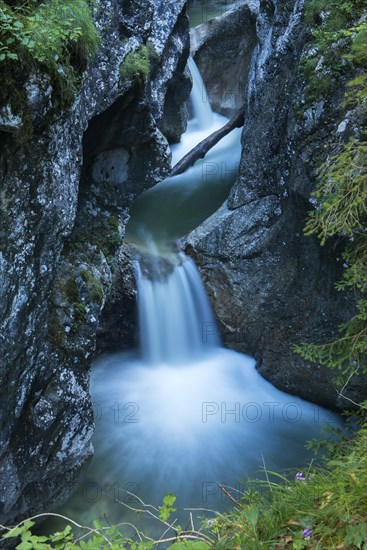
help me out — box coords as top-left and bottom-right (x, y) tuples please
(170, 106), (245, 177)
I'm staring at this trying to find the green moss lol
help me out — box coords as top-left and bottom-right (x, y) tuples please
(81, 269), (103, 303)
(73, 302), (86, 330)
(69, 216), (122, 262)
(62, 278), (79, 303)
(88, 217), (122, 259)
(119, 44), (151, 85)
(302, 62), (333, 101)
(108, 215), (120, 232)
(47, 316), (64, 347)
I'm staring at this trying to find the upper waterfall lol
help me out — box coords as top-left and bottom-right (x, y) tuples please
(187, 56), (213, 130)
(125, 57), (242, 248)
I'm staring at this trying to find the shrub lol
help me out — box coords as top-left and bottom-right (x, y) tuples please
(297, 0), (367, 389)
(0, 0), (99, 108)
(302, 0), (367, 103)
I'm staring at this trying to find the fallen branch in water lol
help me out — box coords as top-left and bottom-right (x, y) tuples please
(170, 105), (245, 177)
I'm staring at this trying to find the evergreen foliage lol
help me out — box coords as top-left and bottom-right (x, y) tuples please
(302, 0), (367, 102)
(296, 0), (367, 389)
(304, 140), (367, 244)
(345, 23), (367, 106)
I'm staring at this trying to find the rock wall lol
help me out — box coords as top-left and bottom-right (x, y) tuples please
(187, 0), (365, 409)
(0, 0), (189, 526)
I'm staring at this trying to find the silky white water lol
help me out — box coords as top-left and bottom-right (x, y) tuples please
(89, 348), (339, 508)
(136, 254), (219, 364)
(187, 56), (213, 130)
(63, 255), (341, 528)
(50, 59), (342, 535)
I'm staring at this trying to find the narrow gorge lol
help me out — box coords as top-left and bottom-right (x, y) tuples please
(0, 0), (366, 545)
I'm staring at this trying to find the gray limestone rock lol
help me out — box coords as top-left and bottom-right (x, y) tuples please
(186, 0), (367, 409)
(0, 0), (188, 526)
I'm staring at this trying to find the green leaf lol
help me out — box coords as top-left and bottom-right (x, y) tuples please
(163, 492), (176, 507)
(158, 492), (177, 522)
(3, 521), (34, 540)
(93, 518), (104, 529)
(344, 524), (367, 548)
(16, 543), (33, 550)
(243, 506), (259, 529)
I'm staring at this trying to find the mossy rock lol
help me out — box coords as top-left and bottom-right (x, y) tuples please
(81, 269), (104, 303)
(0, 0), (99, 119)
(119, 44), (157, 88)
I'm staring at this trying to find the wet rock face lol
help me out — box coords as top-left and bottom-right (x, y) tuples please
(191, 2), (258, 116)
(96, 244), (138, 353)
(0, 0), (188, 526)
(186, 0), (363, 409)
(159, 65), (192, 143)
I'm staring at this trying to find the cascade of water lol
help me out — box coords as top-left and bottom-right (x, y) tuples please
(136, 254), (220, 365)
(125, 58), (242, 248)
(187, 56), (213, 130)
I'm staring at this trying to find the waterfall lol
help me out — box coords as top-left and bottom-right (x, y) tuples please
(187, 56), (213, 130)
(52, 57), (342, 532)
(125, 57), (242, 248)
(136, 254), (219, 365)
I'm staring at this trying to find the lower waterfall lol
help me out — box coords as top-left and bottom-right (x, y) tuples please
(80, 255), (341, 526)
(136, 254), (220, 364)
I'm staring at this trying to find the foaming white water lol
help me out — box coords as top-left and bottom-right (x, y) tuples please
(83, 347), (341, 521)
(136, 255), (219, 364)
